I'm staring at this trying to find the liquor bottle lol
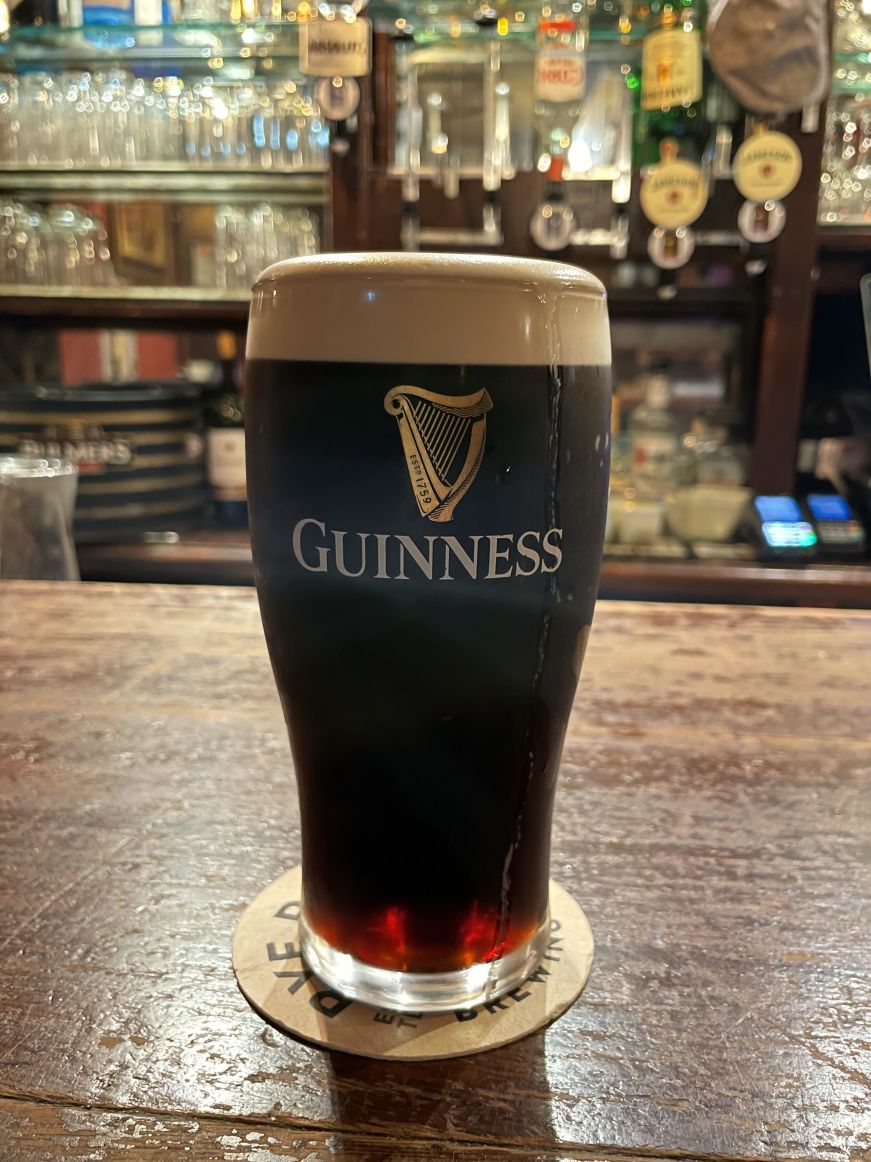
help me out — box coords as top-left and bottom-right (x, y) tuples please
(637, 0), (706, 170)
(9, 0), (59, 24)
(585, 0), (622, 34)
(628, 366), (679, 498)
(533, 1), (588, 172)
(205, 331), (248, 527)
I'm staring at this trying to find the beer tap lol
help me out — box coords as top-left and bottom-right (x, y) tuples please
(425, 92), (460, 200)
(732, 118), (801, 277)
(299, 0), (371, 154)
(640, 140), (707, 299)
(400, 7), (506, 251)
(477, 30), (508, 246)
(400, 61), (424, 252)
(530, 156), (575, 252)
(491, 80), (514, 183)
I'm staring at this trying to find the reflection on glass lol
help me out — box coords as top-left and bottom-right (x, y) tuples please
(0, 201), (115, 287)
(0, 455), (79, 582)
(210, 201), (318, 290)
(0, 70), (329, 170)
(820, 93), (871, 225)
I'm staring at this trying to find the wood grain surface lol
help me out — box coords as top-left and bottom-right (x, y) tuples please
(0, 582), (869, 1161)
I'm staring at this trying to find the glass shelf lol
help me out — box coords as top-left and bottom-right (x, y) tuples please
(0, 14), (643, 63)
(367, 0), (645, 40)
(0, 21), (303, 69)
(402, 20), (640, 54)
(0, 165), (328, 203)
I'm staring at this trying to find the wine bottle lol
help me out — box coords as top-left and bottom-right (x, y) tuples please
(205, 331), (248, 528)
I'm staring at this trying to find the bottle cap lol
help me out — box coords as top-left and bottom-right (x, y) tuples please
(547, 155), (566, 183)
(539, 17), (576, 32)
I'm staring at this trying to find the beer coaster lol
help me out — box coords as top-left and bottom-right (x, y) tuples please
(232, 866), (594, 1061)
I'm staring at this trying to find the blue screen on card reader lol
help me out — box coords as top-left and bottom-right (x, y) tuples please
(754, 496), (803, 523)
(807, 494), (852, 521)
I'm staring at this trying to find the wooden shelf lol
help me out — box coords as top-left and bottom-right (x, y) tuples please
(75, 528), (871, 608)
(599, 558), (871, 608)
(0, 287), (250, 328)
(0, 283), (756, 330)
(817, 228), (871, 253)
(606, 286), (754, 318)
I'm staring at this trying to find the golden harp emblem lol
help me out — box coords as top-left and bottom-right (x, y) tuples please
(384, 384), (493, 522)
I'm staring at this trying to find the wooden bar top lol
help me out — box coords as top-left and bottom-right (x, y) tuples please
(0, 581), (869, 1160)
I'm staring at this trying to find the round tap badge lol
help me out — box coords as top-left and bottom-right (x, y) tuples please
(647, 224), (696, 269)
(737, 198), (787, 244)
(640, 158), (708, 229)
(733, 131), (802, 203)
(314, 76), (361, 121)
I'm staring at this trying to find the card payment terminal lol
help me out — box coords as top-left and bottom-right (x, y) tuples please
(805, 493), (867, 555)
(749, 496), (818, 559)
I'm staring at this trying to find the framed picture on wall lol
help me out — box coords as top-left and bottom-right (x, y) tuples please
(110, 203), (175, 285)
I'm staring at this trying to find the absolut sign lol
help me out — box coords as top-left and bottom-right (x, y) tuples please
(299, 16), (371, 78)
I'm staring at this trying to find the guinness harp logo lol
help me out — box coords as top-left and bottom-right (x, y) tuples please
(385, 385), (493, 522)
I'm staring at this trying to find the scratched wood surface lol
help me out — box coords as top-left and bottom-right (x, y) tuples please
(0, 582), (869, 1162)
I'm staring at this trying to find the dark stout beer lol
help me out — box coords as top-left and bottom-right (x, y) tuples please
(246, 254), (611, 1010)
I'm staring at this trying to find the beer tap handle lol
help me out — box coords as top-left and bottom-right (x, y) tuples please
(483, 39), (507, 192)
(401, 81), (422, 207)
(444, 153), (461, 200)
(495, 81), (514, 181)
(401, 67), (423, 251)
(801, 103), (820, 134)
(609, 212), (629, 261)
(426, 91), (451, 192)
(713, 123), (733, 178)
(482, 192), (501, 244)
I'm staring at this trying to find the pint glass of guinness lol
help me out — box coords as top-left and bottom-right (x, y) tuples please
(246, 254), (610, 1012)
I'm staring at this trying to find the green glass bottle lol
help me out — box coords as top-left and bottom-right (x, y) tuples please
(636, 0), (706, 169)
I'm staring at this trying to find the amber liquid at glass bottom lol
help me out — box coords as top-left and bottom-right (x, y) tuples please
(246, 348), (610, 1013)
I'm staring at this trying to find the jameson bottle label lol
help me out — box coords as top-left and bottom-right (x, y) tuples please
(641, 26), (703, 110)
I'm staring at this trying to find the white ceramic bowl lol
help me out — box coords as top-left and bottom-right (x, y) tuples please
(666, 485), (752, 543)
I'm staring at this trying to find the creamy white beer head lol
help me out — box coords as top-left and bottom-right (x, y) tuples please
(247, 253), (610, 367)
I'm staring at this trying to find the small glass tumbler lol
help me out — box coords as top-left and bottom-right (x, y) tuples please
(0, 456), (79, 581)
